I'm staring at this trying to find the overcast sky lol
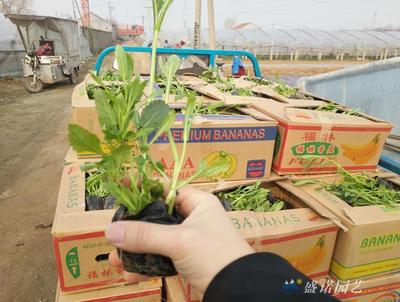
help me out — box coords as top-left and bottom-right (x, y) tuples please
(32, 0), (400, 30)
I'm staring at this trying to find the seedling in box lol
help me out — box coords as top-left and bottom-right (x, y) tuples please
(295, 158), (400, 207)
(214, 181), (332, 276)
(293, 163), (400, 280)
(180, 179), (339, 300)
(252, 97), (391, 174)
(68, 0), (229, 277)
(217, 180), (285, 212)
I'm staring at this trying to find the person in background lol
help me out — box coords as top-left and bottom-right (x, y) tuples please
(231, 55), (246, 77)
(174, 40), (186, 48)
(105, 186), (339, 302)
(162, 39), (171, 48)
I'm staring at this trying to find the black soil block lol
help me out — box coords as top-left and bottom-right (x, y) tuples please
(85, 195), (116, 211)
(112, 200), (183, 276)
(85, 196), (104, 211)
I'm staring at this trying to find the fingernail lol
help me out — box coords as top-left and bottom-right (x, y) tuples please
(105, 222), (125, 244)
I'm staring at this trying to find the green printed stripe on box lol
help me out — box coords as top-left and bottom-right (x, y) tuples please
(330, 257), (400, 280)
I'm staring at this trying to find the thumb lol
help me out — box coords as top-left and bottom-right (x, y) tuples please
(105, 221), (180, 257)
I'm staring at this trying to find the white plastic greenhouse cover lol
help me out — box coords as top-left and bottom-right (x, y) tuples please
(161, 26), (400, 55)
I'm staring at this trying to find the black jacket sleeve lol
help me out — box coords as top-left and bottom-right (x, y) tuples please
(203, 253), (338, 302)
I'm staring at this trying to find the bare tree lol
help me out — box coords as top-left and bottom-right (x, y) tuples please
(0, 0), (33, 14)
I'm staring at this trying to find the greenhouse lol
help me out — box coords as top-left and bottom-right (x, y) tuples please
(162, 25), (400, 60)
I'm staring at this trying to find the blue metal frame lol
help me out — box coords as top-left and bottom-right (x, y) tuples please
(379, 155), (400, 175)
(95, 46), (262, 77)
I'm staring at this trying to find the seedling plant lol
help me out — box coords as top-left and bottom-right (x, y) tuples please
(295, 157), (400, 207)
(217, 181), (285, 212)
(68, 0), (229, 276)
(315, 103), (361, 116)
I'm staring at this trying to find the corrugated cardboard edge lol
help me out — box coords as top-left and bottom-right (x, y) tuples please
(165, 276), (199, 302)
(276, 179), (346, 230)
(196, 174), (288, 193)
(55, 280), (162, 301)
(289, 172), (400, 227)
(327, 272), (400, 300)
(252, 98), (392, 128)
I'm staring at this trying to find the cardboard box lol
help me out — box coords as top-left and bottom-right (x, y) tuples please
(178, 75), (269, 105)
(55, 281), (162, 302)
(52, 164), (162, 293)
(72, 78), (278, 181)
(180, 179), (340, 299)
(178, 275), (201, 302)
(293, 174), (400, 280)
(325, 273), (400, 302)
(252, 98), (392, 174)
(203, 179), (339, 279)
(148, 110), (277, 182)
(165, 276), (199, 302)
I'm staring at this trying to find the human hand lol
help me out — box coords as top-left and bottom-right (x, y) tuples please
(105, 185), (254, 294)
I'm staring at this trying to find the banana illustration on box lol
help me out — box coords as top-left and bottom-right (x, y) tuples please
(204, 151), (237, 180)
(342, 134), (381, 165)
(286, 236), (327, 275)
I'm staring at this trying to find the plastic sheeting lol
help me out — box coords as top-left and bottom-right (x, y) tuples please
(5, 14), (80, 59)
(160, 27), (400, 57)
(298, 57), (400, 136)
(0, 13), (93, 76)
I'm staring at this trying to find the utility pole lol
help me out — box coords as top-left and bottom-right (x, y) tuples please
(143, 6), (152, 35)
(72, 0), (77, 20)
(372, 11), (378, 28)
(194, 0), (201, 48)
(73, 0), (83, 22)
(207, 0), (216, 49)
(108, 2), (114, 23)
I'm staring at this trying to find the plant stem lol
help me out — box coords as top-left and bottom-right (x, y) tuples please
(148, 29), (160, 101)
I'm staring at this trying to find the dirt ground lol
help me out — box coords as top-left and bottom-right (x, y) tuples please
(260, 59), (365, 76)
(0, 61), (93, 302)
(0, 58), (366, 302)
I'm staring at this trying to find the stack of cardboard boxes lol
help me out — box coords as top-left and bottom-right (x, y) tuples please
(52, 72), (399, 302)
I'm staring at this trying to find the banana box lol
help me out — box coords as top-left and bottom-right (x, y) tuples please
(165, 276), (199, 302)
(251, 98), (392, 175)
(178, 275), (202, 302)
(52, 164), (162, 293)
(55, 281), (162, 302)
(292, 173), (400, 281)
(324, 273), (400, 302)
(148, 109), (277, 182)
(72, 73), (278, 182)
(181, 179), (340, 300)
(179, 179), (340, 298)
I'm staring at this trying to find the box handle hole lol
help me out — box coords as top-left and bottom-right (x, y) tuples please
(95, 253), (110, 262)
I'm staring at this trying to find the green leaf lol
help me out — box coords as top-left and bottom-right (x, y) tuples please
(159, 55), (181, 80)
(115, 45), (134, 81)
(80, 162), (98, 171)
(111, 144), (132, 166)
(125, 76), (147, 105)
(106, 182), (138, 214)
(94, 89), (117, 131)
(270, 201), (285, 212)
(68, 124), (103, 154)
(149, 110), (176, 144)
(138, 99), (169, 133)
(153, 0), (174, 31)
